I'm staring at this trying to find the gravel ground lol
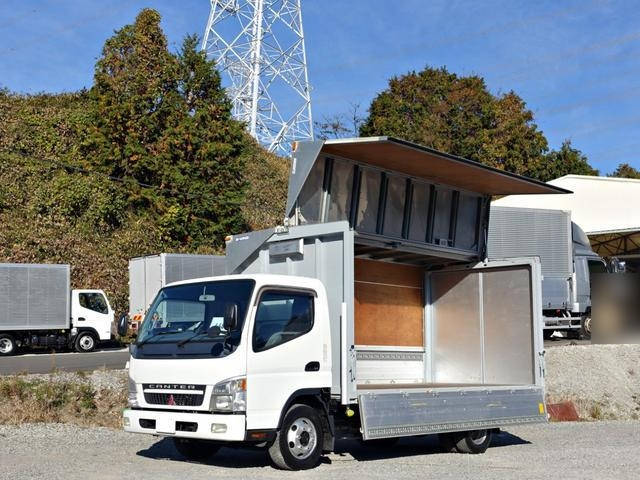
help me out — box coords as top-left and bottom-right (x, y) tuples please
(545, 344), (640, 420)
(1, 421), (639, 480)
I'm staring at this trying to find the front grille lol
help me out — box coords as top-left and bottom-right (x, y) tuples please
(144, 392), (204, 407)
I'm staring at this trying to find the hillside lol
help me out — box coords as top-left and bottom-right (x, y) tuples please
(0, 89), (289, 312)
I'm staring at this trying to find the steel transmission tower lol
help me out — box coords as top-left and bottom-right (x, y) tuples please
(202, 0), (313, 154)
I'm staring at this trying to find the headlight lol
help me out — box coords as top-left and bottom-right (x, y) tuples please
(128, 375), (139, 408)
(210, 377), (246, 413)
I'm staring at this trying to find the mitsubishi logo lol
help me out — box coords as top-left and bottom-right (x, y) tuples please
(167, 394), (176, 406)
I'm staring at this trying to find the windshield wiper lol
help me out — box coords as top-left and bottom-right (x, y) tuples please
(176, 331), (210, 347)
(137, 329), (183, 348)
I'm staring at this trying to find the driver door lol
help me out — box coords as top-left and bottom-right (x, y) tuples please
(245, 288), (324, 430)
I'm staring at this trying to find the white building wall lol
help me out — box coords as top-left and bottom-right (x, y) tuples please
(492, 175), (640, 234)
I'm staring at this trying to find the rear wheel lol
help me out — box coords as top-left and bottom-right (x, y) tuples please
(173, 438), (220, 462)
(269, 404), (323, 470)
(580, 315), (592, 340)
(74, 332), (96, 353)
(0, 334), (17, 356)
(439, 429), (492, 454)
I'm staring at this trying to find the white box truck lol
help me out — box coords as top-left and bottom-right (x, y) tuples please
(488, 206), (607, 339)
(128, 254), (225, 330)
(0, 263), (114, 355)
(123, 138), (567, 470)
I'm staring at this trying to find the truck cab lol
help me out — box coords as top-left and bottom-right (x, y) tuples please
(124, 274), (332, 468)
(71, 289), (114, 352)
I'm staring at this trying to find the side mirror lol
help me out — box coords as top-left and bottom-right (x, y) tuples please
(117, 313), (129, 337)
(223, 303), (238, 331)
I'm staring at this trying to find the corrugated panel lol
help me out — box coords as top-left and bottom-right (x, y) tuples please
(488, 206), (572, 278)
(163, 254), (225, 285)
(128, 258), (146, 315)
(144, 256), (163, 312)
(0, 264), (69, 330)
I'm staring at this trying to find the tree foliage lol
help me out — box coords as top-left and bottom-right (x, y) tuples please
(360, 66), (598, 181)
(0, 9), (289, 310)
(609, 163), (640, 179)
(534, 140), (599, 182)
(84, 9), (249, 245)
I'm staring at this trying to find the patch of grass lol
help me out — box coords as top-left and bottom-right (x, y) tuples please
(589, 403), (604, 420)
(0, 376), (126, 428)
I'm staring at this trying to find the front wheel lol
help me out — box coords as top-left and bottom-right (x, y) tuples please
(269, 404), (324, 470)
(439, 429), (492, 454)
(173, 438), (220, 462)
(74, 332), (97, 352)
(0, 334), (17, 356)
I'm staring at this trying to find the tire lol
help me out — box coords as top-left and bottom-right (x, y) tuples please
(268, 404), (324, 470)
(543, 330), (554, 340)
(0, 334), (17, 356)
(74, 332), (97, 353)
(173, 438), (220, 462)
(439, 430), (492, 454)
(580, 315), (592, 340)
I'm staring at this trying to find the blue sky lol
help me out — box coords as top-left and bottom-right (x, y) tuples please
(1, 0), (638, 173)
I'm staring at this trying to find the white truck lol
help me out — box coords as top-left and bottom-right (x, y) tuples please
(123, 137), (567, 470)
(0, 263), (114, 355)
(128, 254), (225, 331)
(488, 206), (607, 339)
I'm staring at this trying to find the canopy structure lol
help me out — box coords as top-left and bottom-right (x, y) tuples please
(288, 137), (568, 214)
(493, 175), (640, 257)
(286, 137), (569, 263)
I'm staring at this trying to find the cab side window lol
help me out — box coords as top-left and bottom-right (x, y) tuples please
(79, 293), (108, 314)
(253, 291), (314, 352)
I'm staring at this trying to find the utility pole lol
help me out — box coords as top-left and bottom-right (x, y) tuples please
(202, 0), (313, 155)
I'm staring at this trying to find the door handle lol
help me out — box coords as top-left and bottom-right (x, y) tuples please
(305, 361), (320, 372)
(77, 317), (86, 322)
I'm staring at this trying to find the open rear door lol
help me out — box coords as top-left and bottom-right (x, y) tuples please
(426, 258), (544, 386)
(358, 258), (546, 440)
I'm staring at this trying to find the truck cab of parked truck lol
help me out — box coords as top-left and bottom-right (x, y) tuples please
(0, 262), (114, 356)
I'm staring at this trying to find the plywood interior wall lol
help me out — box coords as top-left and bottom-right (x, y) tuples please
(354, 258), (424, 346)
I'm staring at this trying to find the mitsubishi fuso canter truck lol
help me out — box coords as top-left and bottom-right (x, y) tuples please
(123, 137), (568, 470)
(0, 263), (114, 355)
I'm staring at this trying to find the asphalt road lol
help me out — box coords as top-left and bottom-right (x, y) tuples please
(0, 348), (129, 375)
(1, 421), (638, 480)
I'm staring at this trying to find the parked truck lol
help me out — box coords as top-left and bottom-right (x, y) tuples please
(128, 254), (225, 331)
(488, 206), (606, 339)
(0, 263), (114, 356)
(122, 137), (567, 470)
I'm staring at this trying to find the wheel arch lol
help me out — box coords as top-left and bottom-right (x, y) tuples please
(75, 327), (99, 339)
(276, 388), (333, 451)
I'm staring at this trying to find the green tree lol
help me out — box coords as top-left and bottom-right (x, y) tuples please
(84, 9), (248, 245)
(359, 66), (597, 181)
(534, 140), (599, 182)
(609, 163), (640, 179)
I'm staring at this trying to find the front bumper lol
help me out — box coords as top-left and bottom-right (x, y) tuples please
(123, 409), (246, 441)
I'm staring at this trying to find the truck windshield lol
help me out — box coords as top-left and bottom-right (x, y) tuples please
(133, 279), (255, 359)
